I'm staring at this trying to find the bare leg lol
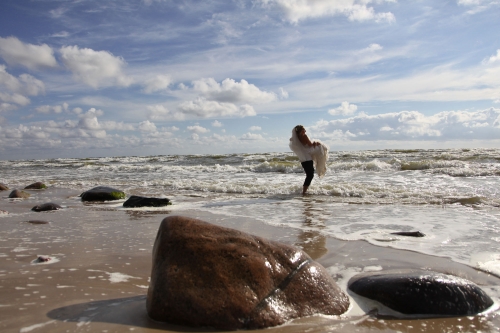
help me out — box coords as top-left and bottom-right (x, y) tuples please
(302, 186), (308, 195)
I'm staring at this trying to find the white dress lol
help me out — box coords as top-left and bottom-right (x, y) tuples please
(289, 129), (329, 177)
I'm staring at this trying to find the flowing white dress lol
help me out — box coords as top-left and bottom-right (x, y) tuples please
(289, 129), (329, 177)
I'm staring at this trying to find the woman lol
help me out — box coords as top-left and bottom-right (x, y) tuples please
(289, 125), (325, 195)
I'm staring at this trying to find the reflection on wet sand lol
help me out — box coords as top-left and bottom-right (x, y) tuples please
(295, 198), (328, 260)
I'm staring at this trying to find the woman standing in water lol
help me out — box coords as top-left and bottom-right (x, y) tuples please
(289, 125), (323, 195)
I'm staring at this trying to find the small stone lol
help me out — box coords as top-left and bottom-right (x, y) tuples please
(0, 183), (9, 191)
(26, 220), (49, 225)
(123, 195), (171, 208)
(9, 189), (30, 199)
(390, 231), (425, 237)
(80, 186), (126, 202)
(24, 182), (47, 189)
(31, 203), (62, 212)
(33, 256), (51, 263)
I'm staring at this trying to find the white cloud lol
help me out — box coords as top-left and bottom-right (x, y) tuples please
(457, 0), (500, 14)
(312, 108), (500, 141)
(359, 43), (383, 53)
(36, 103), (68, 114)
(138, 120), (157, 132)
(240, 132), (264, 140)
(486, 49), (500, 64)
(60, 45), (133, 88)
(260, 0), (396, 24)
(249, 126), (262, 131)
(100, 121), (135, 131)
(0, 65), (45, 96)
(178, 97), (256, 118)
(279, 87), (289, 99)
(187, 125), (210, 134)
(147, 104), (172, 120)
(142, 75), (172, 93)
(192, 78), (277, 104)
(212, 120), (223, 127)
(329, 101), (358, 116)
(0, 37), (58, 70)
(0, 92), (30, 107)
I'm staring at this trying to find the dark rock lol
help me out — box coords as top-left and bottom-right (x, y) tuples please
(24, 182), (47, 189)
(80, 186), (126, 202)
(0, 183), (9, 191)
(390, 231), (425, 237)
(147, 216), (349, 330)
(26, 220), (49, 225)
(123, 195), (171, 208)
(31, 203), (62, 212)
(348, 269), (494, 316)
(33, 256), (51, 263)
(9, 189), (30, 199)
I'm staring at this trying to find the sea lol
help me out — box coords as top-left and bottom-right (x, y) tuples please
(1, 147), (499, 279)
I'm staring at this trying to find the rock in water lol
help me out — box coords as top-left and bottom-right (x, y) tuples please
(390, 231), (425, 237)
(123, 195), (171, 208)
(24, 182), (47, 189)
(0, 183), (9, 191)
(80, 186), (126, 202)
(348, 269), (494, 316)
(32, 203), (62, 212)
(147, 216), (349, 330)
(9, 189), (30, 199)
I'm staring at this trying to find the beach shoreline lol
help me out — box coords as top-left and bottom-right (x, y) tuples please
(1, 186), (499, 332)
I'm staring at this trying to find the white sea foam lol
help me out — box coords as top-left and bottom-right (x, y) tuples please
(20, 320), (56, 332)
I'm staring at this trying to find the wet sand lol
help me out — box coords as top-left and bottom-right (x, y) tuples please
(1, 187), (499, 333)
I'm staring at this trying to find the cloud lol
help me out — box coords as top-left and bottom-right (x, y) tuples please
(142, 75), (172, 93)
(0, 65), (45, 96)
(187, 125), (210, 134)
(178, 97), (256, 118)
(0, 65), (45, 111)
(260, 0), (396, 24)
(279, 87), (289, 99)
(192, 78), (277, 104)
(249, 126), (262, 131)
(0, 92), (30, 108)
(0, 37), (58, 70)
(329, 101), (358, 116)
(138, 120), (157, 132)
(486, 49), (500, 64)
(147, 104), (174, 120)
(212, 120), (223, 127)
(457, 0), (500, 14)
(240, 132), (264, 140)
(60, 45), (133, 88)
(36, 103), (69, 114)
(311, 108), (500, 141)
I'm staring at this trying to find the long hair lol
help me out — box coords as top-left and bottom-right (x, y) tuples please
(294, 125), (304, 135)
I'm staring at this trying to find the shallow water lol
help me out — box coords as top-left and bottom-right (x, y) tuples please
(1, 149), (500, 332)
(1, 149), (500, 274)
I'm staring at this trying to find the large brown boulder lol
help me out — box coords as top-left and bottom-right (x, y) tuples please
(147, 216), (349, 330)
(348, 269), (494, 316)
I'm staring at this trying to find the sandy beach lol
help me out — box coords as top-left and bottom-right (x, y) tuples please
(1, 186), (499, 333)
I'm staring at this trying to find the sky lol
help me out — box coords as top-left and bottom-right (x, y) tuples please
(1, 0), (500, 160)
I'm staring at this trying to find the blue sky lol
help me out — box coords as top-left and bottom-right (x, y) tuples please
(1, 0), (500, 159)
